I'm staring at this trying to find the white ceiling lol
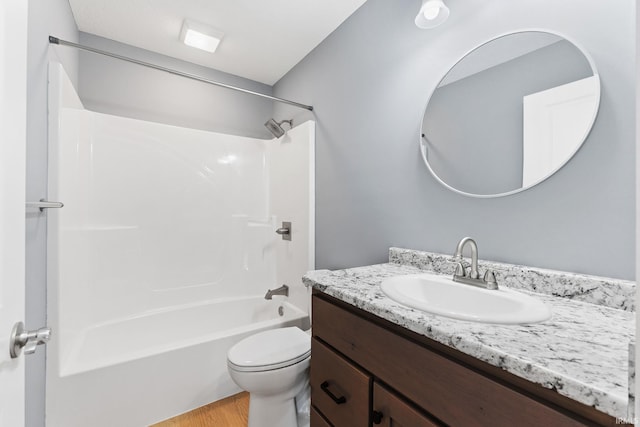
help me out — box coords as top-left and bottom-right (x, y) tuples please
(68, 0), (368, 85)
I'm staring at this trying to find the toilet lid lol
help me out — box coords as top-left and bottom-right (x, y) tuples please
(228, 327), (311, 372)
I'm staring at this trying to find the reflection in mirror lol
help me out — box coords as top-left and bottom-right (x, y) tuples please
(421, 31), (600, 197)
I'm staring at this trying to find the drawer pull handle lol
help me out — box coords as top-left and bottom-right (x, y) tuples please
(372, 410), (384, 424)
(320, 381), (347, 405)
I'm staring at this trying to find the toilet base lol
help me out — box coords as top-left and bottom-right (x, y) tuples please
(248, 394), (298, 427)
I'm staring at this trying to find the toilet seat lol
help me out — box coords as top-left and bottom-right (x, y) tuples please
(227, 327), (311, 373)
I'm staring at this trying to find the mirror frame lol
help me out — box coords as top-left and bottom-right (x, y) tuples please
(419, 29), (601, 198)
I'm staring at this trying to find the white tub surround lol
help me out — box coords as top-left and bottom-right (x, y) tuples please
(46, 63), (315, 427)
(303, 248), (635, 420)
(268, 124), (316, 314)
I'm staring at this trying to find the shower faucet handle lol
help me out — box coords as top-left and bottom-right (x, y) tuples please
(275, 221), (292, 241)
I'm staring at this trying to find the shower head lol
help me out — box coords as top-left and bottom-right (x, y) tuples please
(264, 118), (293, 138)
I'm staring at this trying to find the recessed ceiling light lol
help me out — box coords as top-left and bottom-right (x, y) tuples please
(180, 19), (224, 53)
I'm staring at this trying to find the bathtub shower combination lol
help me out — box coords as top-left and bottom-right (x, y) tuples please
(45, 64), (314, 427)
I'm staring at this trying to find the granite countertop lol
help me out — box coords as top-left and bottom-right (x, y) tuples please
(303, 249), (635, 420)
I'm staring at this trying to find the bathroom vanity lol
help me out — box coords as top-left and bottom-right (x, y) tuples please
(305, 248), (635, 427)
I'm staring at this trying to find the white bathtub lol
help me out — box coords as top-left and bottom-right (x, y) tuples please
(46, 297), (310, 427)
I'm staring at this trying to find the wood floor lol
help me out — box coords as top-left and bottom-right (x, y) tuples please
(151, 392), (249, 427)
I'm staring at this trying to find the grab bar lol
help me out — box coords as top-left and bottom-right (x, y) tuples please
(26, 199), (64, 211)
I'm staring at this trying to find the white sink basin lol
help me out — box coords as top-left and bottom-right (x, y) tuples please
(380, 273), (551, 324)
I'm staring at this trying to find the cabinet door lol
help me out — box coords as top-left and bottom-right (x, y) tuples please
(310, 406), (332, 427)
(373, 383), (441, 427)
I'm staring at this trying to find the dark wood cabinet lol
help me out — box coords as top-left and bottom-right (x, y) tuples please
(310, 292), (626, 427)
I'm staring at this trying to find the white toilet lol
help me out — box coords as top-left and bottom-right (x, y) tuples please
(227, 326), (311, 427)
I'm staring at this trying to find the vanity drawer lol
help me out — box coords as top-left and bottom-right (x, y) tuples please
(313, 295), (589, 427)
(310, 337), (370, 427)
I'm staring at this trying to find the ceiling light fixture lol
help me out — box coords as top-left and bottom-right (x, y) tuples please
(180, 19), (224, 53)
(415, 0), (450, 29)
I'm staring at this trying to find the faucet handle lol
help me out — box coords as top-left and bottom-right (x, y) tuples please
(454, 262), (466, 277)
(483, 270), (498, 289)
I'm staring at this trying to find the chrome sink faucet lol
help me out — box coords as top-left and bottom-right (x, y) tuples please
(452, 237), (498, 290)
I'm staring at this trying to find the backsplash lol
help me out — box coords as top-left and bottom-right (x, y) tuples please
(389, 248), (635, 312)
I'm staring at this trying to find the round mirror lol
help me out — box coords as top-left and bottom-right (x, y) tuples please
(420, 31), (600, 197)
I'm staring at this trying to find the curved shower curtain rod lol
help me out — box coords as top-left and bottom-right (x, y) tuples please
(48, 36), (314, 111)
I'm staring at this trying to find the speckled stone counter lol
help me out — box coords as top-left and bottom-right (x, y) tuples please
(629, 342), (636, 421)
(303, 249), (635, 420)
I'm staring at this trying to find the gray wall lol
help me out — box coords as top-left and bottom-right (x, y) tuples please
(274, 0), (636, 280)
(426, 40), (593, 195)
(26, 1), (79, 426)
(78, 33), (275, 139)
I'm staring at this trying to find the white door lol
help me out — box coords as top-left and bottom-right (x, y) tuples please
(0, 0), (29, 425)
(522, 75), (600, 187)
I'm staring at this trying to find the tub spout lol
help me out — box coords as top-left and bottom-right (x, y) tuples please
(265, 284), (289, 300)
